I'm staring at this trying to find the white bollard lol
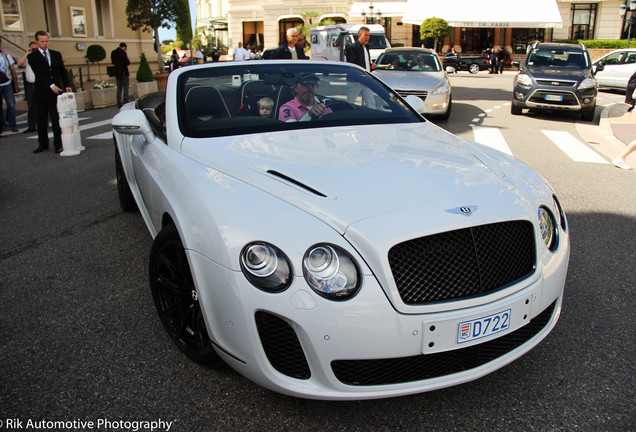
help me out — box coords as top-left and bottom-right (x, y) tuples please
(57, 93), (84, 156)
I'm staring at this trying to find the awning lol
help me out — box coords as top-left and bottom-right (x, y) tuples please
(402, 0), (563, 28)
(350, 2), (408, 18)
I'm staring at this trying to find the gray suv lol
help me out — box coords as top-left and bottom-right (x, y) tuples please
(511, 42), (602, 121)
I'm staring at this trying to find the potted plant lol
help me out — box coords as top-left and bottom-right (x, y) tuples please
(90, 80), (117, 108)
(134, 52), (158, 98)
(85, 44), (106, 81)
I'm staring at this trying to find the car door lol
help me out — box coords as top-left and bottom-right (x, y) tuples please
(616, 51), (636, 89)
(595, 51), (625, 88)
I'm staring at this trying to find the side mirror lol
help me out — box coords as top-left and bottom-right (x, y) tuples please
(511, 61), (520, 69)
(593, 62), (605, 74)
(446, 66), (456, 74)
(404, 95), (426, 113)
(112, 109), (154, 145)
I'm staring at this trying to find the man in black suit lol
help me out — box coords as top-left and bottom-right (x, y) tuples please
(345, 26), (376, 108)
(28, 30), (71, 154)
(110, 42), (130, 108)
(272, 28), (307, 60)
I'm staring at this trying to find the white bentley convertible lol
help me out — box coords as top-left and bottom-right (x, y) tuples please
(112, 60), (569, 400)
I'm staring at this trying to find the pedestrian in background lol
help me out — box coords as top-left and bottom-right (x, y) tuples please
(170, 49), (180, 72)
(195, 48), (204, 63)
(17, 41), (38, 133)
(625, 70), (636, 112)
(497, 49), (506, 74)
(0, 38), (20, 133)
(233, 42), (249, 61)
(28, 30), (71, 154)
(110, 42), (130, 108)
(272, 28), (307, 60)
(345, 26), (376, 108)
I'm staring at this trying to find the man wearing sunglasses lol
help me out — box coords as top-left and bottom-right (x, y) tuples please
(279, 73), (331, 122)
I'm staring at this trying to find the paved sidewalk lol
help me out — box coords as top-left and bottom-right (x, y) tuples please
(598, 102), (636, 167)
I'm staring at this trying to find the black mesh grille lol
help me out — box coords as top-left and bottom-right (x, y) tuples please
(332, 300), (556, 386)
(388, 221), (536, 304)
(255, 311), (310, 380)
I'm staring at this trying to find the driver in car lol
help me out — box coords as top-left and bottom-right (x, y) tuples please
(279, 73), (332, 122)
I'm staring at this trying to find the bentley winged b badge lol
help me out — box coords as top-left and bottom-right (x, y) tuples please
(446, 205), (478, 216)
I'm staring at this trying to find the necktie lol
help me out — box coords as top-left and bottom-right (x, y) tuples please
(43, 50), (50, 66)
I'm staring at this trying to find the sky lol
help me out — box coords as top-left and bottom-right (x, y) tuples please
(157, 0), (198, 43)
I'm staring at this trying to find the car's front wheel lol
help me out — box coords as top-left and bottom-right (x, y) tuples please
(511, 103), (523, 115)
(469, 63), (480, 74)
(149, 224), (224, 367)
(580, 103), (596, 122)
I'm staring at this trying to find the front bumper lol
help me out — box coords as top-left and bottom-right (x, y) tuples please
(513, 83), (596, 111)
(397, 90), (450, 115)
(187, 230), (569, 400)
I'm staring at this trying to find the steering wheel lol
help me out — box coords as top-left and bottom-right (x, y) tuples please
(322, 98), (356, 112)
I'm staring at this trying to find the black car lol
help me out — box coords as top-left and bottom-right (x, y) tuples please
(443, 53), (491, 74)
(511, 42), (602, 121)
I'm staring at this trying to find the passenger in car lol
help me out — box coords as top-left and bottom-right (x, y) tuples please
(257, 97), (274, 118)
(278, 73), (332, 122)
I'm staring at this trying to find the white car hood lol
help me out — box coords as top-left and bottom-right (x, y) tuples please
(180, 122), (519, 235)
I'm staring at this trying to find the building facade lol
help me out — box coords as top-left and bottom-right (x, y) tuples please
(0, 0), (156, 88)
(195, 0), (634, 58)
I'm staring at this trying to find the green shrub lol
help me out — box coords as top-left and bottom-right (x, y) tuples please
(136, 53), (154, 82)
(553, 39), (629, 49)
(85, 45), (106, 63)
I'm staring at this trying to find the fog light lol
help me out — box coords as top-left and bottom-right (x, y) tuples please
(515, 92), (525, 100)
(583, 98), (592, 104)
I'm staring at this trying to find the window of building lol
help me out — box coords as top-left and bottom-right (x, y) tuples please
(1, 0), (23, 31)
(569, 3), (597, 40)
(243, 21), (263, 51)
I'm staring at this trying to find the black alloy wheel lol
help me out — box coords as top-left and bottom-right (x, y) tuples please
(149, 224), (224, 367)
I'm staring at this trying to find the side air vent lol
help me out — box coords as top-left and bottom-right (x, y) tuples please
(267, 170), (328, 198)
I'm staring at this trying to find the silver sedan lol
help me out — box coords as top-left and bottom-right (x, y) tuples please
(373, 47), (452, 120)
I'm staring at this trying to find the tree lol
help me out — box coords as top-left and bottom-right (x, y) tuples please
(175, 0), (192, 47)
(85, 44), (106, 80)
(126, 0), (181, 72)
(419, 17), (450, 52)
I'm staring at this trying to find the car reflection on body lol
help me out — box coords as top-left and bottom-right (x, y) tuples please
(111, 60), (569, 400)
(373, 48), (452, 120)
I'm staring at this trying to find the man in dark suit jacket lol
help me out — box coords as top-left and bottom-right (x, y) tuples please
(272, 28), (308, 60)
(28, 30), (71, 153)
(345, 26), (376, 109)
(110, 42), (130, 108)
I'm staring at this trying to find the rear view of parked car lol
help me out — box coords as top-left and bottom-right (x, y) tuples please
(511, 42), (601, 121)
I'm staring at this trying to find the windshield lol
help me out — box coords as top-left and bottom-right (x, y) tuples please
(176, 62), (422, 138)
(526, 48), (589, 69)
(376, 51), (441, 72)
(353, 34), (390, 50)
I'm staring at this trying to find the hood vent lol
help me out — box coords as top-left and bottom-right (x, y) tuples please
(267, 170), (328, 198)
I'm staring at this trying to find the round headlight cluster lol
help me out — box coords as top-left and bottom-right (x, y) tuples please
(303, 244), (360, 300)
(538, 206), (558, 251)
(240, 242), (361, 300)
(240, 242), (292, 292)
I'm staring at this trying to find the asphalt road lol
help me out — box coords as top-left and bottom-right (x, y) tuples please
(0, 76), (634, 432)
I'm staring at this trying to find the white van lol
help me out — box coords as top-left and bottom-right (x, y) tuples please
(310, 24), (390, 63)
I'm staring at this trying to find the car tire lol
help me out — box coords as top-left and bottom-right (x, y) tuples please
(511, 103), (523, 115)
(580, 104), (596, 122)
(469, 64), (480, 74)
(114, 141), (138, 212)
(149, 224), (225, 367)
(439, 97), (452, 121)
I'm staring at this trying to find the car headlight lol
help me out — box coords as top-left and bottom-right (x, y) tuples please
(303, 244), (361, 301)
(578, 78), (596, 90)
(240, 242), (292, 292)
(538, 207), (558, 252)
(432, 82), (450, 95)
(516, 74), (533, 87)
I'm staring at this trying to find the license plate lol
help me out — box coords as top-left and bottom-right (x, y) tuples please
(457, 309), (510, 344)
(421, 293), (533, 355)
(545, 94), (563, 102)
